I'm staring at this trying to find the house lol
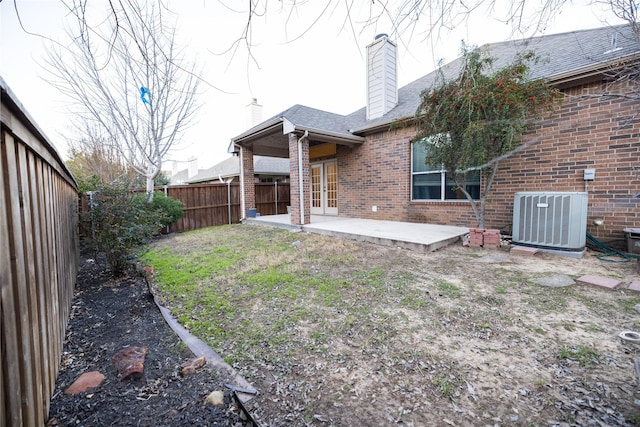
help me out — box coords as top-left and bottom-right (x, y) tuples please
(167, 157), (201, 185)
(185, 155), (290, 184)
(230, 25), (640, 242)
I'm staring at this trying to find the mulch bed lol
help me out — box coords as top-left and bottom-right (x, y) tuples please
(47, 251), (249, 426)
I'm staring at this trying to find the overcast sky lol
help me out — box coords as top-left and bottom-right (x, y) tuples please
(0, 0), (623, 172)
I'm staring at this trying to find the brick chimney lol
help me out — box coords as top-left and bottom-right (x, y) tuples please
(366, 34), (398, 120)
(188, 157), (198, 178)
(246, 98), (263, 127)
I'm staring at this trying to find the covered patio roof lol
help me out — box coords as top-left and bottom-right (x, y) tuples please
(229, 105), (365, 158)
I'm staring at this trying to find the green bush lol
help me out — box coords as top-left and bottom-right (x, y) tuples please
(88, 183), (183, 276)
(132, 191), (184, 228)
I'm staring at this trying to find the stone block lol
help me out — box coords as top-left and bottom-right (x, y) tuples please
(628, 280), (640, 292)
(576, 274), (622, 290)
(510, 245), (538, 256)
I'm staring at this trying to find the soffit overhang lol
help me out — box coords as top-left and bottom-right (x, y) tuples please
(231, 117), (364, 158)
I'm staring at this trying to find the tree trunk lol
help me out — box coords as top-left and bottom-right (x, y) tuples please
(478, 198), (486, 229)
(146, 175), (155, 202)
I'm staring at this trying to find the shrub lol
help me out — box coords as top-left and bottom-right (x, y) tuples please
(132, 191), (184, 228)
(88, 183), (183, 276)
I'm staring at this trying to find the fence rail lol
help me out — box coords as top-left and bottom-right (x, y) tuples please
(80, 182), (291, 234)
(1, 78), (79, 426)
(255, 181), (291, 216)
(164, 182), (242, 232)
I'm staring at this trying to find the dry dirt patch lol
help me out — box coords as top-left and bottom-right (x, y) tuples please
(144, 224), (640, 426)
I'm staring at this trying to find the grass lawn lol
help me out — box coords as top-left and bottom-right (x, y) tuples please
(141, 224), (640, 426)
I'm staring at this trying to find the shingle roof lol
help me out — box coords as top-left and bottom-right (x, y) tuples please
(233, 24), (640, 142)
(185, 155), (289, 183)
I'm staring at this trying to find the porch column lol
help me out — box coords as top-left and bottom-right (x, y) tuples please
(240, 145), (255, 219)
(288, 132), (310, 225)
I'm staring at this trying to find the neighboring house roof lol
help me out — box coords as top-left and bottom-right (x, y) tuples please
(169, 168), (191, 185)
(230, 24), (640, 152)
(185, 155), (290, 184)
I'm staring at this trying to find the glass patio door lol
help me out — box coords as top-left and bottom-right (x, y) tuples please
(310, 161), (338, 215)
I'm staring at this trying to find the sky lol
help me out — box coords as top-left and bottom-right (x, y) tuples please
(0, 0), (625, 174)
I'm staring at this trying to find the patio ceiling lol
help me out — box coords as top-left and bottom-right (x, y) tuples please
(231, 117), (365, 158)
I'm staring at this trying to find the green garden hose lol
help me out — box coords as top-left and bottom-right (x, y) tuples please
(586, 232), (640, 262)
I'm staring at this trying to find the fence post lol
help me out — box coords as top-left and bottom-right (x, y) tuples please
(164, 185), (170, 233)
(88, 191), (96, 242)
(227, 181), (232, 224)
(275, 181), (278, 215)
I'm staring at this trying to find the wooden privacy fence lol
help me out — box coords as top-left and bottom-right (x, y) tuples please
(80, 182), (291, 234)
(1, 78), (79, 426)
(255, 181), (291, 217)
(164, 182), (242, 232)
(167, 182), (290, 232)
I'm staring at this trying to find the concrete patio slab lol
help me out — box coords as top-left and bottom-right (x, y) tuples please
(245, 215), (469, 252)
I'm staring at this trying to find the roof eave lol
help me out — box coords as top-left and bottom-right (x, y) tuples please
(231, 117), (284, 145)
(350, 116), (414, 135)
(299, 126), (365, 146)
(548, 51), (640, 87)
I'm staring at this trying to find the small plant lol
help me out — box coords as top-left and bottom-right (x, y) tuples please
(559, 345), (600, 366)
(533, 378), (546, 387)
(432, 373), (457, 399)
(435, 278), (460, 298)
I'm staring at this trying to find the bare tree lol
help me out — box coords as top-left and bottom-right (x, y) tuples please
(65, 123), (136, 192)
(44, 0), (200, 199)
(211, 0), (575, 58)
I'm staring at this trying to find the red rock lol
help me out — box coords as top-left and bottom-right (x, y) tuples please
(181, 356), (206, 376)
(64, 371), (105, 395)
(112, 346), (148, 380)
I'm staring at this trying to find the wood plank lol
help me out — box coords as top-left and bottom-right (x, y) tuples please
(3, 89), (79, 427)
(41, 164), (60, 393)
(1, 133), (29, 426)
(28, 154), (52, 409)
(17, 142), (45, 425)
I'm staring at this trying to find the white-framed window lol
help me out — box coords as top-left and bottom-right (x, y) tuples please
(411, 139), (480, 201)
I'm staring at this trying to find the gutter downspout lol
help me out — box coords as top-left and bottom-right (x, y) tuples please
(298, 130), (308, 225)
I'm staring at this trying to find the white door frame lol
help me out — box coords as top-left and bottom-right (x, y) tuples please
(310, 160), (338, 215)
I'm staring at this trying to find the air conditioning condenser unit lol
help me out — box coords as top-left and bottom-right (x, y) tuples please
(512, 192), (588, 256)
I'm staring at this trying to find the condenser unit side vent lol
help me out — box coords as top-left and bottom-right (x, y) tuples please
(513, 192), (588, 251)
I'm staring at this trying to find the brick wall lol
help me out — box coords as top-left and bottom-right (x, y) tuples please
(241, 146), (255, 215)
(336, 79), (640, 240)
(289, 132), (310, 225)
(337, 126), (415, 221)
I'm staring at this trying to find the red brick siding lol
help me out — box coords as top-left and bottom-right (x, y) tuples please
(242, 146), (255, 213)
(289, 133), (310, 225)
(336, 80), (640, 239)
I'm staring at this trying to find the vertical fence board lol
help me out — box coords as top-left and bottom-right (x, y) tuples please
(78, 182), (290, 234)
(2, 81), (78, 427)
(1, 132), (24, 427)
(5, 134), (37, 426)
(17, 142), (45, 426)
(28, 153), (51, 410)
